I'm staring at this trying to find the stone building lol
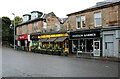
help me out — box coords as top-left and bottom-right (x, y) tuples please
(67, 0), (120, 57)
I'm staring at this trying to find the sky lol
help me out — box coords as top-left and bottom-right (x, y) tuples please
(0, 0), (104, 20)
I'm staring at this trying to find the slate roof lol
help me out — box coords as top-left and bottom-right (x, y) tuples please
(58, 18), (68, 24)
(67, 0), (120, 16)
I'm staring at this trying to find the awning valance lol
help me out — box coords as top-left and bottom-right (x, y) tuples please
(40, 38), (48, 42)
(46, 38), (57, 42)
(55, 37), (68, 42)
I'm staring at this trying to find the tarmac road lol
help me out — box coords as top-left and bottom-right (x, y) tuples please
(2, 47), (119, 77)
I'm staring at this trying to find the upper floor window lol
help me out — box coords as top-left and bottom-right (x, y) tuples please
(81, 16), (85, 28)
(43, 22), (47, 32)
(26, 24), (29, 34)
(76, 16), (80, 29)
(19, 26), (22, 35)
(94, 12), (102, 27)
(32, 22), (38, 32)
(31, 12), (38, 20)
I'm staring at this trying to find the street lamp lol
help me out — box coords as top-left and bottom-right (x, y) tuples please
(12, 13), (15, 49)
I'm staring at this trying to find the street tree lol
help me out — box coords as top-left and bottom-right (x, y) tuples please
(2, 16), (11, 43)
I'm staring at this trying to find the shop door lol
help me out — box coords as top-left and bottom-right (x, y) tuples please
(93, 41), (100, 56)
(106, 42), (114, 57)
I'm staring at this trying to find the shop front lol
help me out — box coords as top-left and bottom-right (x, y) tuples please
(38, 33), (69, 54)
(69, 30), (102, 56)
(17, 34), (29, 51)
(102, 27), (120, 58)
(29, 34), (39, 51)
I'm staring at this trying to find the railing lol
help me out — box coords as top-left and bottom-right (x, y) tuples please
(76, 51), (93, 57)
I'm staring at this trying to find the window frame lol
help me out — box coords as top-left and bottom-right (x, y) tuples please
(94, 12), (102, 27)
(81, 15), (86, 28)
(32, 22), (38, 32)
(76, 16), (81, 29)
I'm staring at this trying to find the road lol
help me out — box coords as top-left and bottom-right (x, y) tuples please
(2, 47), (119, 77)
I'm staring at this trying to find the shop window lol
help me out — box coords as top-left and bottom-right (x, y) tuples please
(80, 39), (85, 52)
(65, 40), (69, 48)
(76, 16), (80, 29)
(86, 39), (93, 52)
(94, 12), (102, 27)
(72, 40), (78, 53)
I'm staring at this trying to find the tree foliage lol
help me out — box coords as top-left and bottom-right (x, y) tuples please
(2, 16), (22, 45)
(2, 16), (11, 30)
(11, 16), (22, 26)
(2, 16), (11, 42)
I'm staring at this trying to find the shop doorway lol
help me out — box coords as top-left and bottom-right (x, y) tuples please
(93, 41), (100, 56)
(105, 42), (114, 57)
(21, 40), (25, 46)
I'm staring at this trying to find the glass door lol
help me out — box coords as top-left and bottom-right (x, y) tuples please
(93, 41), (100, 56)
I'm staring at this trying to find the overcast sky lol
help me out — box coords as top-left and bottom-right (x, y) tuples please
(0, 0), (104, 20)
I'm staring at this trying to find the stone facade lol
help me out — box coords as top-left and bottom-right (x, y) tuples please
(67, 4), (120, 31)
(45, 12), (61, 32)
(16, 20), (43, 35)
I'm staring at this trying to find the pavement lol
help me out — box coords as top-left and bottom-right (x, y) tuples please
(68, 54), (120, 62)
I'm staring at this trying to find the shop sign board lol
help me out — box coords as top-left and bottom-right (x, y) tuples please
(70, 31), (100, 39)
(18, 34), (28, 40)
(30, 35), (38, 40)
(38, 33), (68, 39)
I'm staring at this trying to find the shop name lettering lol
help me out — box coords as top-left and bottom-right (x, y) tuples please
(72, 33), (96, 38)
(20, 36), (24, 39)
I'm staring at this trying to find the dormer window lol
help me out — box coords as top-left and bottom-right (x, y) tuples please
(23, 14), (31, 22)
(31, 11), (43, 20)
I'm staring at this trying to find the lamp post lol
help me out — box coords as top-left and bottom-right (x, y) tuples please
(12, 13), (15, 49)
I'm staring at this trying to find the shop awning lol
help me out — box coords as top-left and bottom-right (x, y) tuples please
(46, 38), (57, 42)
(40, 38), (48, 42)
(55, 37), (68, 42)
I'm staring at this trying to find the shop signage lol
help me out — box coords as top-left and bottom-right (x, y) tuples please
(30, 35), (38, 40)
(38, 33), (68, 39)
(18, 34), (28, 40)
(70, 31), (100, 39)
